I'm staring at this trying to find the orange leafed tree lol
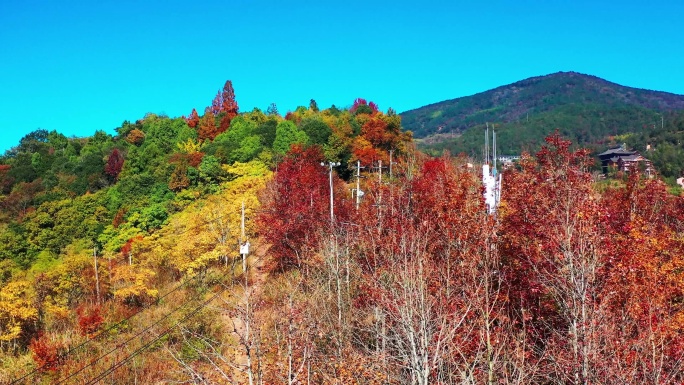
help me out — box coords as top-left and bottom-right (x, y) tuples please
(597, 173), (684, 383)
(207, 80), (239, 133)
(198, 109), (219, 141)
(186, 108), (200, 128)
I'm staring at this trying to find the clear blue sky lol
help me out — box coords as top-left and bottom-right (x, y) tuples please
(1, 0), (683, 153)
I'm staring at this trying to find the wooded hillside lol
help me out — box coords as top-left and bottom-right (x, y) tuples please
(1, 82), (683, 384)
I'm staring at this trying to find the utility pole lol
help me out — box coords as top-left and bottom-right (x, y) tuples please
(389, 150), (394, 179)
(241, 200), (247, 273)
(321, 161), (341, 223)
(378, 160), (383, 184)
(493, 131), (497, 173)
(485, 123), (489, 164)
(241, 200), (246, 242)
(354, 160), (365, 211)
(93, 245), (100, 305)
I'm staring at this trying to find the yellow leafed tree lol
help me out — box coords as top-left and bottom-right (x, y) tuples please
(0, 280), (38, 344)
(156, 160), (270, 276)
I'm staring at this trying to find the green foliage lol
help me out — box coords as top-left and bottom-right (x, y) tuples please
(299, 117), (332, 145)
(98, 224), (143, 253)
(0, 223), (32, 268)
(273, 120), (309, 155)
(232, 135), (262, 163)
(354, 104), (373, 115)
(255, 119), (278, 147)
(626, 111), (684, 178)
(127, 203), (168, 232)
(114, 173), (157, 204)
(21, 193), (108, 257)
(204, 116), (262, 164)
(28, 250), (60, 275)
(198, 155), (225, 184)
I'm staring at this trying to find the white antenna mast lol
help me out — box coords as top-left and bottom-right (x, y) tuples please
(485, 123), (489, 164)
(493, 130), (497, 174)
(482, 128), (502, 215)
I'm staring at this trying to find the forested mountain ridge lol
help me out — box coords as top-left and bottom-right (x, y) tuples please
(402, 71), (684, 138)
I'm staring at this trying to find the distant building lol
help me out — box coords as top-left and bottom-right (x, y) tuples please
(598, 144), (654, 177)
(497, 155), (520, 170)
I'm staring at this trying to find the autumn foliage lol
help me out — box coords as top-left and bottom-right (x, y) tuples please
(29, 334), (65, 372)
(4, 79), (684, 384)
(209, 80), (239, 133)
(499, 133), (684, 383)
(185, 108), (200, 128)
(253, 133), (684, 384)
(258, 145), (351, 270)
(104, 148), (124, 181)
(125, 128), (144, 145)
(198, 109), (219, 141)
(76, 304), (104, 336)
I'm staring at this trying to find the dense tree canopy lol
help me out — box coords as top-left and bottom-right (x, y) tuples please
(3, 80), (681, 384)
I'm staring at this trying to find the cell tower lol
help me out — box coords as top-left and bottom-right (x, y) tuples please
(483, 126), (502, 215)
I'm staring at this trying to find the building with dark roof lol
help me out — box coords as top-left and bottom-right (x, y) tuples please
(598, 144), (654, 176)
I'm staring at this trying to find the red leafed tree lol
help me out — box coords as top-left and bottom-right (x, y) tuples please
(0, 164), (13, 194)
(221, 80), (238, 118)
(168, 163), (190, 191)
(257, 145), (351, 271)
(350, 97), (367, 114)
(121, 235), (144, 262)
(208, 80), (239, 132)
(503, 135), (597, 381)
(368, 101), (379, 112)
(76, 304), (104, 336)
(104, 148), (124, 181)
(352, 154), (513, 384)
(496, 134), (684, 383)
(112, 208), (127, 228)
(186, 108), (200, 128)
(0, 179), (43, 217)
(210, 90), (222, 116)
(30, 333), (65, 372)
(187, 152), (204, 167)
(219, 114), (231, 133)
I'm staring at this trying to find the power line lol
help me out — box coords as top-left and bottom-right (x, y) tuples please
(61, 242), (268, 385)
(80, 285), (230, 385)
(10, 273), (203, 385)
(55, 266), (237, 385)
(11, 208), (248, 384)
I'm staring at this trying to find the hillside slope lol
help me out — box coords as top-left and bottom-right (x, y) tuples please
(401, 71), (684, 139)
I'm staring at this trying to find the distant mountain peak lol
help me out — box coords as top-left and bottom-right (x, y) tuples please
(401, 72), (684, 140)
